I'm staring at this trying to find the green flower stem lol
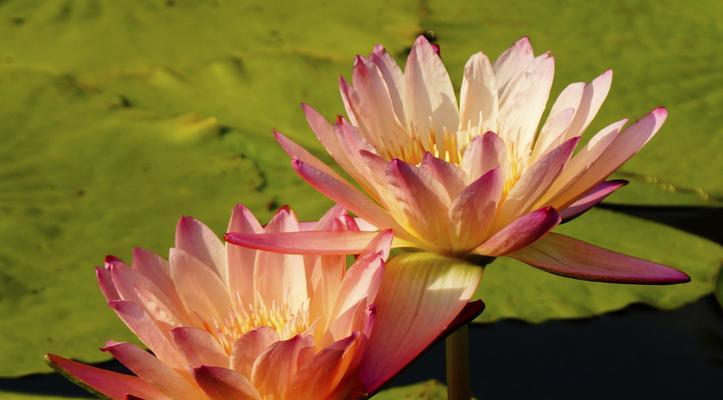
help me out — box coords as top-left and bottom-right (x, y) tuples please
(445, 324), (472, 400)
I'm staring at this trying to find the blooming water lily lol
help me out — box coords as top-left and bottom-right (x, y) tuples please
(48, 205), (482, 399)
(250, 36), (689, 285)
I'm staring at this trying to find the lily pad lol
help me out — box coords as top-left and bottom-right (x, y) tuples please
(373, 380), (449, 400)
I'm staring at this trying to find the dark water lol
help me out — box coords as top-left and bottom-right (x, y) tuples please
(1, 295), (721, 399)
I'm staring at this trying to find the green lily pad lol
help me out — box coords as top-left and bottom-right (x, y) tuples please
(373, 380), (449, 399)
(476, 207), (722, 323)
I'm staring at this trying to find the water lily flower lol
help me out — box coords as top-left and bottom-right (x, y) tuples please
(259, 36), (689, 284)
(47, 205), (483, 400)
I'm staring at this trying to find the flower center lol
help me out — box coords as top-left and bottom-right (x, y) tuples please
(205, 294), (311, 354)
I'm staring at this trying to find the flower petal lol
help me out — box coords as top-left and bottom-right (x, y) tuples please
(458, 51), (498, 134)
(477, 207), (561, 256)
(170, 327), (227, 368)
(554, 108), (667, 208)
(46, 354), (167, 400)
(251, 335), (315, 399)
(369, 44), (407, 123)
(404, 35), (458, 141)
(566, 69), (613, 136)
(499, 136), (579, 222)
(449, 168), (503, 250)
(193, 365), (261, 400)
(511, 232), (690, 284)
(273, 130), (345, 182)
(226, 204), (262, 304)
(102, 342), (205, 399)
(493, 37), (535, 90)
(230, 326), (280, 377)
(359, 252), (482, 392)
(461, 131), (507, 182)
(253, 207), (308, 312)
(225, 230), (382, 255)
(291, 158), (399, 231)
(107, 300), (184, 367)
(559, 180), (628, 221)
(169, 248), (231, 323)
(175, 216), (227, 284)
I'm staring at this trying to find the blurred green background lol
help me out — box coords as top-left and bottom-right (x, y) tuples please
(0, 0), (721, 398)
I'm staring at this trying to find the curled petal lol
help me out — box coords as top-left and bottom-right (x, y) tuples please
(102, 341), (205, 399)
(170, 327), (227, 368)
(559, 180), (627, 221)
(225, 230), (383, 255)
(477, 207), (561, 256)
(46, 354), (167, 400)
(459, 51), (498, 134)
(511, 232), (690, 284)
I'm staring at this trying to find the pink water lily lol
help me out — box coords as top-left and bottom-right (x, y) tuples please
(249, 36), (689, 284)
(47, 205), (483, 399)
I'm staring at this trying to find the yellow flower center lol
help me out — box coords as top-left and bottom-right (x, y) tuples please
(205, 294), (311, 354)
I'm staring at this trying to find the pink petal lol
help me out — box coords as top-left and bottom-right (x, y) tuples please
(226, 204), (262, 305)
(404, 35), (459, 141)
(251, 335), (315, 399)
(170, 327), (228, 368)
(46, 354), (167, 400)
(102, 342), (205, 399)
(477, 207), (561, 256)
(359, 252), (482, 392)
(302, 104), (353, 170)
(461, 131), (507, 182)
(559, 180), (627, 221)
(175, 216), (227, 284)
(288, 334), (364, 399)
(449, 168), (503, 250)
(497, 53), (555, 159)
(253, 207), (308, 313)
(500, 136), (579, 222)
(193, 365), (261, 400)
(511, 232), (690, 284)
(555, 108), (667, 208)
(291, 159), (398, 231)
(230, 326), (280, 377)
(541, 118), (627, 208)
(493, 37), (535, 91)
(420, 152), (466, 199)
(566, 69), (613, 136)
(169, 248), (231, 324)
(107, 261), (186, 327)
(96, 266), (120, 302)
(332, 251), (385, 322)
(458, 52), (499, 134)
(107, 300), (184, 367)
(351, 55), (407, 141)
(273, 130), (346, 182)
(369, 44), (407, 123)
(225, 230), (382, 255)
(131, 248), (181, 311)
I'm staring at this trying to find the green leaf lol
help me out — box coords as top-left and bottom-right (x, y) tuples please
(475, 207), (722, 323)
(715, 266), (723, 310)
(372, 380), (449, 399)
